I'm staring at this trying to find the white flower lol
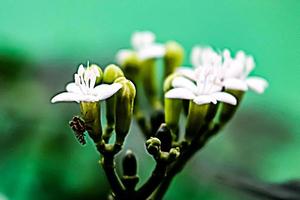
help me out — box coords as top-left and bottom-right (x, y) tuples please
(221, 49), (268, 93)
(116, 31), (165, 63)
(116, 49), (135, 66)
(178, 46), (268, 94)
(51, 63), (122, 103)
(165, 67), (237, 105)
(191, 46), (222, 68)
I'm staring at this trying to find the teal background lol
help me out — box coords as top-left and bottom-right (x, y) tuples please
(0, 0), (299, 199)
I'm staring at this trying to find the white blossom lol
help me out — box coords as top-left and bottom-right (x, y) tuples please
(116, 31), (165, 63)
(51, 63), (122, 103)
(165, 67), (237, 105)
(178, 46), (268, 94)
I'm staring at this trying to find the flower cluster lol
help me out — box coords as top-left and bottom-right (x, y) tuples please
(166, 46), (268, 106)
(50, 31), (269, 200)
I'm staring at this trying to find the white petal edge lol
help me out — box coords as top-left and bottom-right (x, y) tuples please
(212, 92), (237, 105)
(51, 92), (82, 103)
(94, 83), (123, 100)
(223, 78), (248, 91)
(193, 95), (217, 105)
(66, 82), (81, 93)
(165, 88), (196, 100)
(176, 67), (196, 80)
(190, 46), (202, 67)
(246, 76), (269, 94)
(172, 76), (197, 93)
(137, 44), (166, 60)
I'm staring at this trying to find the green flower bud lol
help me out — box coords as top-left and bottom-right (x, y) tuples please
(122, 150), (138, 176)
(168, 147), (180, 162)
(145, 137), (161, 155)
(164, 98), (182, 140)
(122, 150), (139, 191)
(89, 64), (103, 85)
(155, 123), (172, 152)
(185, 101), (218, 142)
(114, 77), (136, 145)
(164, 41), (184, 78)
(219, 89), (244, 125)
(80, 102), (102, 143)
(103, 64), (124, 84)
(102, 64), (125, 142)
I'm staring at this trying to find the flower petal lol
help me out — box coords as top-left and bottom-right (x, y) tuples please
(246, 76), (268, 94)
(172, 76), (197, 93)
(93, 83), (123, 100)
(137, 44), (166, 60)
(223, 78), (248, 91)
(176, 67), (196, 80)
(131, 31), (155, 50)
(116, 49), (134, 65)
(51, 92), (82, 103)
(212, 92), (237, 105)
(78, 64), (85, 76)
(66, 82), (81, 93)
(165, 88), (196, 100)
(193, 95), (217, 105)
(190, 46), (203, 67)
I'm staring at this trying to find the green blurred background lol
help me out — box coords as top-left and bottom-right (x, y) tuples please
(0, 0), (299, 199)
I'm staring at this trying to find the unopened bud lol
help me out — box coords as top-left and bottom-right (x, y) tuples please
(168, 147), (180, 162)
(155, 123), (172, 152)
(146, 137), (161, 155)
(122, 150), (138, 176)
(102, 64), (125, 141)
(103, 64), (124, 84)
(164, 41), (184, 78)
(114, 77), (136, 145)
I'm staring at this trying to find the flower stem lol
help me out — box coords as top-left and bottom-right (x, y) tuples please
(100, 155), (125, 198)
(137, 163), (167, 199)
(151, 124), (222, 199)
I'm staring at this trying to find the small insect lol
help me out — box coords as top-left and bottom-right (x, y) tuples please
(69, 116), (86, 145)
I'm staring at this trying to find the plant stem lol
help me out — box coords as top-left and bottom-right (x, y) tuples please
(101, 155), (126, 198)
(151, 125), (222, 199)
(137, 163), (167, 199)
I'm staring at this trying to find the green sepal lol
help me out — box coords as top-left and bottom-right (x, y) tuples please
(185, 101), (217, 142)
(219, 89), (244, 125)
(80, 102), (102, 143)
(163, 41), (184, 78)
(164, 98), (182, 140)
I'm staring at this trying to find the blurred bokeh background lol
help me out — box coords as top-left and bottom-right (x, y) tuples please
(0, 0), (299, 199)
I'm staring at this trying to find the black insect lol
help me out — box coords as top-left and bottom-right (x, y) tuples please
(69, 116), (86, 145)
